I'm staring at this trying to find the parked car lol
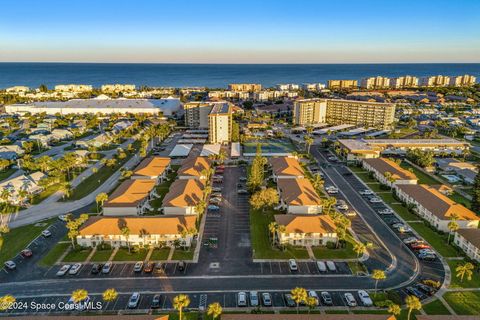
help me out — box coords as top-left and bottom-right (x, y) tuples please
(102, 262), (113, 274)
(284, 294), (296, 307)
(144, 262), (154, 273)
(418, 253), (436, 261)
(208, 205), (220, 211)
(316, 261), (327, 272)
(154, 262), (163, 274)
(58, 214), (69, 222)
(378, 209), (393, 215)
(134, 261), (144, 273)
(357, 290), (373, 306)
(410, 243), (431, 250)
(262, 292), (272, 306)
(237, 189), (248, 194)
(403, 237), (418, 245)
(359, 189), (374, 195)
(209, 198), (221, 205)
(21, 248), (33, 258)
(211, 192), (222, 198)
(344, 210), (357, 217)
(4, 261), (16, 270)
(369, 197), (382, 203)
(178, 261), (185, 271)
(418, 249), (436, 255)
(68, 263), (82, 275)
(336, 200), (348, 211)
(326, 188), (338, 194)
(41, 230), (52, 237)
(397, 225), (412, 233)
(406, 287), (427, 300)
(344, 293), (357, 307)
(56, 264), (71, 276)
(237, 292), (247, 307)
(326, 261), (336, 272)
(308, 291), (319, 305)
(239, 177), (247, 182)
(288, 259), (298, 271)
(212, 187), (222, 192)
(249, 291), (259, 307)
(414, 283), (435, 296)
(91, 264), (103, 274)
(151, 294), (161, 308)
(321, 292), (333, 305)
(128, 292), (140, 308)
(66, 296), (90, 311)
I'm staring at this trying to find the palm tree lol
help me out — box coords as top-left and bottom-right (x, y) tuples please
(405, 295), (422, 320)
(304, 135), (314, 154)
(291, 287), (307, 314)
(372, 269), (386, 295)
(353, 242), (366, 258)
(312, 173), (324, 193)
(68, 228), (79, 248)
(71, 289), (88, 303)
(447, 220), (459, 244)
(305, 296), (317, 314)
(121, 226), (131, 253)
(102, 288), (118, 302)
(95, 192), (108, 213)
(207, 302), (222, 319)
(268, 222), (278, 246)
(277, 225), (286, 248)
(456, 262), (474, 282)
(173, 294), (190, 320)
(59, 182), (72, 199)
(387, 303), (401, 317)
(0, 295), (16, 311)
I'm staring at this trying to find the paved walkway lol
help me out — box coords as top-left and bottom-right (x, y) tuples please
(144, 247), (154, 262)
(167, 247), (175, 261)
(108, 247), (119, 262)
(85, 247), (97, 264)
(306, 246), (315, 259)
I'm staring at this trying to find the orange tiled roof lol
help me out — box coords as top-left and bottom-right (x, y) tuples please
(364, 158), (417, 180)
(162, 179), (204, 207)
(274, 214), (336, 234)
(178, 156), (211, 178)
(104, 180), (156, 207)
(133, 156), (171, 178)
(269, 157), (305, 177)
(277, 178), (322, 206)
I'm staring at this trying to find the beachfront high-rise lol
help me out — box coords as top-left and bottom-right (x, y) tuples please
(326, 79), (358, 89)
(360, 76), (391, 89)
(293, 98), (395, 130)
(101, 84), (136, 92)
(390, 76), (419, 88)
(208, 102), (232, 144)
(228, 83), (262, 92)
(419, 75), (451, 87)
(293, 99), (327, 125)
(54, 84), (93, 92)
(449, 74), (477, 87)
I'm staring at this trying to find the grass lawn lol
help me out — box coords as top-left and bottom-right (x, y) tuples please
(250, 209), (309, 259)
(423, 299), (451, 315)
(348, 261), (368, 275)
(447, 260), (480, 288)
(312, 241), (357, 259)
(90, 249), (113, 262)
(0, 167), (16, 181)
(443, 291), (480, 315)
(389, 203), (418, 221)
(0, 218), (56, 266)
(38, 242), (70, 267)
(150, 167), (179, 210)
(400, 162), (438, 185)
(62, 247), (92, 262)
(150, 248), (171, 261)
(408, 222), (459, 257)
(449, 191), (472, 209)
(171, 248), (194, 261)
(113, 247), (148, 261)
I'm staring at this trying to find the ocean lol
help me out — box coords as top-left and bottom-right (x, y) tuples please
(0, 63), (479, 89)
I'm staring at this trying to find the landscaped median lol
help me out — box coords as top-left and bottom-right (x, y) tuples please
(443, 291), (480, 315)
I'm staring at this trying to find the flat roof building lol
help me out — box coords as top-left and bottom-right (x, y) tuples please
(208, 102), (232, 144)
(228, 83), (262, 92)
(327, 80), (358, 89)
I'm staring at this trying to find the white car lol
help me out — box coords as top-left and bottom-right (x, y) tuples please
(344, 293), (357, 307)
(316, 261), (327, 272)
(397, 225), (412, 233)
(102, 262), (113, 274)
(212, 187), (222, 192)
(336, 203), (348, 211)
(359, 190), (374, 195)
(357, 290), (373, 306)
(249, 291), (259, 307)
(133, 261), (144, 272)
(418, 249), (436, 255)
(378, 209), (393, 215)
(327, 188), (339, 194)
(288, 259), (298, 271)
(4, 261), (16, 270)
(392, 223), (404, 229)
(326, 261), (336, 272)
(344, 210), (357, 217)
(41, 230), (52, 237)
(128, 292), (140, 308)
(308, 291), (319, 305)
(68, 263), (82, 275)
(58, 214), (69, 222)
(237, 292), (247, 307)
(369, 197), (382, 203)
(56, 264), (71, 276)
(403, 237), (418, 244)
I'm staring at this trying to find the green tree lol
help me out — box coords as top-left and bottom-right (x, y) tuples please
(387, 302), (401, 317)
(207, 302), (222, 319)
(353, 241), (366, 258)
(456, 262), (474, 282)
(372, 269), (386, 295)
(102, 288), (118, 302)
(472, 167), (480, 213)
(121, 226), (131, 253)
(304, 135), (314, 154)
(173, 294), (190, 320)
(0, 295), (16, 311)
(71, 289), (88, 303)
(231, 121), (240, 142)
(95, 192), (108, 213)
(249, 188), (279, 211)
(268, 222), (278, 246)
(290, 287), (307, 314)
(405, 295), (422, 320)
(305, 296), (317, 314)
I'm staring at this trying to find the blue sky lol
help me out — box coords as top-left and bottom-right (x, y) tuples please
(1, 0), (479, 63)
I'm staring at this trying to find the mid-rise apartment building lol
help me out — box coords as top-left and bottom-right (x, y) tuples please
(5, 86), (30, 93)
(327, 79), (358, 89)
(390, 76), (419, 88)
(228, 83), (262, 92)
(101, 84), (136, 92)
(183, 102), (216, 128)
(54, 84), (93, 92)
(293, 99), (327, 125)
(208, 103), (232, 144)
(419, 75), (451, 87)
(449, 74), (477, 87)
(360, 76), (391, 89)
(277, 84), (299, 91)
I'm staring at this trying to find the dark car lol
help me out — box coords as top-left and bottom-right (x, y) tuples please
(151, 294), (161, 309)
(91, 264), (103, 274)
(21, 248), (33, 258)
(406, 286), (427, 300)
(284, 294), (296, 307)
(414, 283), (435, 296)
(144, 262), (154, 273)
(154, 263), (163, 274)
(320, 291), (333, 306)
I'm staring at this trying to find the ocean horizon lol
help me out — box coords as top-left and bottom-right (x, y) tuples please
(1, 62), (479, 89)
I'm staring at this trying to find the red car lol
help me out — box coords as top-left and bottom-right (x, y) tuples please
(410, 243), (430, 250)
(21, 249), (33, 257)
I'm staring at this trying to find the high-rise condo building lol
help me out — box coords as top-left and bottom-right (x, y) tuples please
(449, 75), (477, 87)
(419, 75), (451, 87)
(293, 98), (395, 130)
(390, 76), (419, 88)
(360, 76), (391, 89)
(326, 80), (358, 89)
(208, 103), (232, 144)
(183, 102), (216, 128)
(228, 83), (262, 92)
